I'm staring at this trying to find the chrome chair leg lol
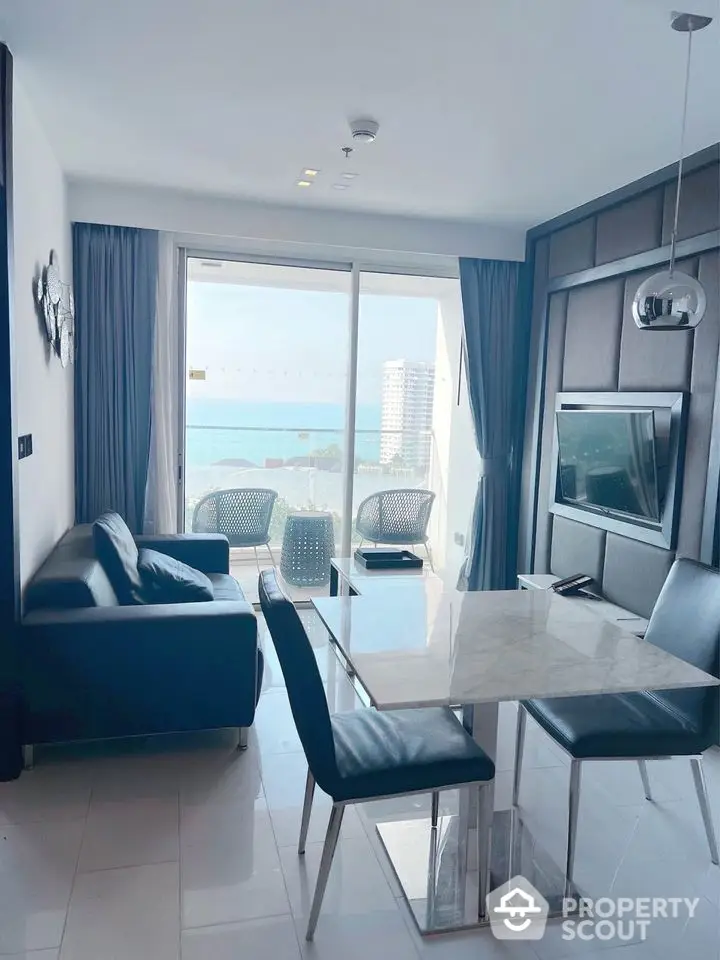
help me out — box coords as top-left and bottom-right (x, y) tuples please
(690, 757), (719, 865)
(565, 759), (582, 898)
(512, 705), (527, 807)
(306, 803), (345, 940)
(299, 770), (316, 855)
(423, 541), (435, 571)
(477, 781), (494, 919)
(253, 546), (261, 573)
(638, 760), (653, 801)
(237, 727), (249, 751)
(431, 790), (439, 828)
(267, 542), (277, 565)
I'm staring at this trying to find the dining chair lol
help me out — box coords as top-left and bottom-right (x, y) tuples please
(355, 488), (436, 568)
(192, 487), (277, 572)
(258, 567), (495, 940)
(513, 558), (720, 895)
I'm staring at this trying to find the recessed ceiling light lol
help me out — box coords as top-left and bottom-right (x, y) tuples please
(341, 172), (358, 180)
(332, 183), (349, 190)
(303, 169), (319, 177)
(296, 180), (313, 187)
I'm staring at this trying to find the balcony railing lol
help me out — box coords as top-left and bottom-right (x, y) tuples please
(184, 424), (436, 544)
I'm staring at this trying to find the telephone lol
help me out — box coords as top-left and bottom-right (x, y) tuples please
(551, 573), (594, 597)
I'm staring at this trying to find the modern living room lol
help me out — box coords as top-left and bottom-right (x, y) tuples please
(0, 2), (719, 960)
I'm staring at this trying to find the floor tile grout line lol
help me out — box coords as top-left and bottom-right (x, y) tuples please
(55, 776), (94, 956)
(191, 767), (300, 949)
(181, 908), (296, 934)
(72, 856), (181, 877)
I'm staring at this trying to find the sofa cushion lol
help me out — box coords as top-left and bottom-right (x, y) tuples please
(93, 512), (144, 605)
(207, 573), (246, 602)
(138, 548), (214, 603)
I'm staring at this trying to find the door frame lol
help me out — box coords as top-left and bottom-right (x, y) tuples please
(176, 249), (459, 557)
(0, 43), (21, 779)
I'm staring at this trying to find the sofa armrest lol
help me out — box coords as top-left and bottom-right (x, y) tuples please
(134, 534), (230, 574)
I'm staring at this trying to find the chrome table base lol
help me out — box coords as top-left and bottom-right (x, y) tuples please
(376, 807), (582, 935)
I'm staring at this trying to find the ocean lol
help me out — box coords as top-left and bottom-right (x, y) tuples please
(185, 398), (382, 468)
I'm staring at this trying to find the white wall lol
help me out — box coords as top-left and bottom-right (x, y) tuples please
(429, 291), (479, 584)
(68, 179), (527, 267)
(13, 80), (73, 588)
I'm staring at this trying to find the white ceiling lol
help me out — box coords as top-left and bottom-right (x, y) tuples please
(1, 0), (719, 229)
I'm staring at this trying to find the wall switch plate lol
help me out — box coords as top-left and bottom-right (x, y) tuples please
(18, 434), (33, 459)
(454, 532), (465, 546)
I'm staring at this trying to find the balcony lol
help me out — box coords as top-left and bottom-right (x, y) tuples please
(185, 424), (445, 603)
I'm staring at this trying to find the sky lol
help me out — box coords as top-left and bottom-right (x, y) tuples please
(186, 281), (440, 407)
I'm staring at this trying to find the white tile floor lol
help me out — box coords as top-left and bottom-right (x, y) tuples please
(230, 553), (329, 605)
(1, 609), (719, 959)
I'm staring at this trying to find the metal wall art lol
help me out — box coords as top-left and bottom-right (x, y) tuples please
(35, 250), (74, 367)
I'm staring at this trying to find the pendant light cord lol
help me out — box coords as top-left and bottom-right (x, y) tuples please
(669, 23), (694, 276)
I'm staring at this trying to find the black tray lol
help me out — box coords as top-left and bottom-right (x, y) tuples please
(353, 548), (423, 570)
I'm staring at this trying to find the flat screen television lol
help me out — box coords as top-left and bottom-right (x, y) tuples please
(555, 409), (662, 523)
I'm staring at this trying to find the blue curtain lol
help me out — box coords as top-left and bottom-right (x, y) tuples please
(458, 257), (530, 591)
(73, 224), (159, 533)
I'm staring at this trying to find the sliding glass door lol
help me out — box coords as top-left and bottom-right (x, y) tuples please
(183, 257), (351, 598)
(355, 273), (472, 575)
(181, 255), (473, 601)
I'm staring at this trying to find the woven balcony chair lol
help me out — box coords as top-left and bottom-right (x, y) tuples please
(192, 488), (278, 572)
(355, 488), (436, 569)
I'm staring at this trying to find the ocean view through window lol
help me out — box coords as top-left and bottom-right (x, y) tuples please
(182, 257), (471, 599)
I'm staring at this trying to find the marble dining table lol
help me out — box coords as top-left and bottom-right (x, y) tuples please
(312, 574), (719, 935)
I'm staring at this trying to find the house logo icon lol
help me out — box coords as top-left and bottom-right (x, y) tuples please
(486, 875), (549, 940)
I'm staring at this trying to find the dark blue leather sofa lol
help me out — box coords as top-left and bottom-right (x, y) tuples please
(20, 524), (262, 751)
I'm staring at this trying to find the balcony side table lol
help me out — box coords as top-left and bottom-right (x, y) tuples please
(280, 511), (335, 587)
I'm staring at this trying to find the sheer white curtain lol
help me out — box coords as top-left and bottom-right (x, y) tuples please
(144, 233), (179, 533)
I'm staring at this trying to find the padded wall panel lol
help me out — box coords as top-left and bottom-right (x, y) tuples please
(602, 535), (675, 619)
(525, 159), (720, 599)
(550, 517), (605, 586)
(677, 251), (720, 557)
(562, 279), (623, 390)
(595, 190), (663, 265)
(534, 292), (568, 571)
(548, 218), (596, 278)
(617, 261), (696, 391)
(662, 164), (720, 243)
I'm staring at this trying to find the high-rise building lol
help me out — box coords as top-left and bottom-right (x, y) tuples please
(380, 360), (435, 471)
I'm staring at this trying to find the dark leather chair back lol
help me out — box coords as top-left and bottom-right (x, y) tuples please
(259, 569), (337, 791)
(644, 558), (720, 741)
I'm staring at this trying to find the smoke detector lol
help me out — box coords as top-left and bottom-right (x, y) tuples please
(349, 118), (379, 143)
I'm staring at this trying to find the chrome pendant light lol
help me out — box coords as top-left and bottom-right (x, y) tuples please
(632, 10), (713, 331)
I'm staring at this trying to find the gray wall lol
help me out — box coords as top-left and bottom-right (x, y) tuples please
(521, 152), (720, 619)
